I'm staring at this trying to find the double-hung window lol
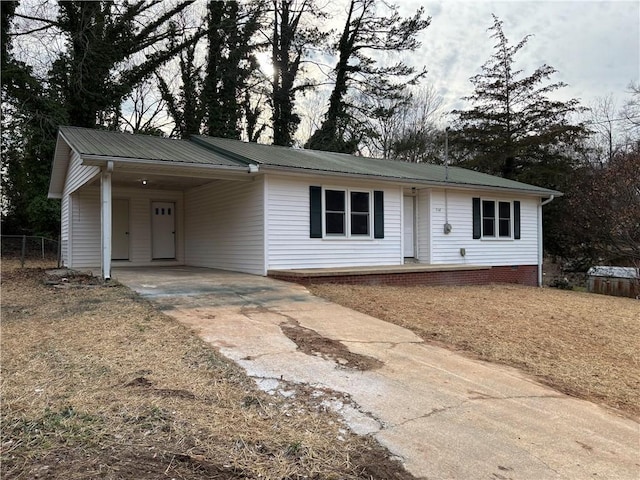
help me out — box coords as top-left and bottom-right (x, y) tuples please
(350, 191), (370, 235)
(498, 201), (511, 237)
(482, 200), (496, 236)
(310, 186), (383, 239)
(324, 189), (371, 237)
(325, 189), (347, 235)
(475, 199), (517, 239)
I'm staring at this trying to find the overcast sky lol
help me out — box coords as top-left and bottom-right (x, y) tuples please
(393, 0), (639, 119)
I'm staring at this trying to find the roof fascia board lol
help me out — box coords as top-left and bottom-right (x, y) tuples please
(59, 130), (83, 158)
(81, 154), (250, 173)
(259, 164), (561, 197)
(48, 133), (72, 198)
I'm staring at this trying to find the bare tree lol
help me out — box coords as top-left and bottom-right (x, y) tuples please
(305, 0), (430, 153)
(587, 95), (619, 166)
(620, 81), (640, 151)
(119, 79), (172, 136)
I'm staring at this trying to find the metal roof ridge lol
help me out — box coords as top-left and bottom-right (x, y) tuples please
(61, 126), (205, 146)
(190, 135), (253, 166)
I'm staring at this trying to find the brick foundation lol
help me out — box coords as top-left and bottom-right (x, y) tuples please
(269, 265), (539, 287)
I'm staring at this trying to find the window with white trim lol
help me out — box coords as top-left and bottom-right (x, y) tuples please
(324, 189), (371, 237)
(482, 199), (512, 238)
(350, 191), (370, 235)
(325, 189), (346, 235)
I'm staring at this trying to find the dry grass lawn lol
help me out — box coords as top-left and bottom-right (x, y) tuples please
(1, 261), (413, 480)
(308, 283), (640, 419)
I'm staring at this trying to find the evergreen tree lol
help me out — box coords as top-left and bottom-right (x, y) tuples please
(305, 0), (429, 153)
(50, 1), (198, 128)
(451, 15), (587, 182)
(157, 41), (205, 138)
(204, 1), (264, 139)
(1, 1), (197, 236)
(271, 0), (326, 146)
(2, 1), (65, 235)
(158, 1), (265, 139)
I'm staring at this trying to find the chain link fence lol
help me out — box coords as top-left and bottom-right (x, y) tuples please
(1, 235), (61, 268)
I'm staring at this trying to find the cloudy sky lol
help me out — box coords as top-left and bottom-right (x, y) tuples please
(393, 0), (639, 118)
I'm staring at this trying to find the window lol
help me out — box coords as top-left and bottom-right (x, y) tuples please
(350, 191), (370, 235)
(325, 190), (346, 235)
(498, 201), (511, 237)
(324, 189), (370, 237)
(474, 198), (517, 239)
(310, 187), (383, 239)
(482, 200), (495, 236)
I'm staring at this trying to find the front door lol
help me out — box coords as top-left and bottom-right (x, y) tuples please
(403, 196), (415, 258)
(152, 201), (176, 259)
(112, 199), (129, 260)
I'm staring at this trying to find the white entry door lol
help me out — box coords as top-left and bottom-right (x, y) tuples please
(403, 196), (415, 258)
(152, 201), (176, 259)
(112, 199), (129, 260)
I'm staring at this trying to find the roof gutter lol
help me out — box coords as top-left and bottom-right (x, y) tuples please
(540, 195), (555, 206)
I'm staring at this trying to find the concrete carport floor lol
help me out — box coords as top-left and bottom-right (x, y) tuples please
(113, 266), (639, 480)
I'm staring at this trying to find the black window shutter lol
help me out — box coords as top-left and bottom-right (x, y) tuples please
(374, 190), (384, 238)
(472, 197), (481, 239)
(513, 200), (521, 240)
(310, 186), (322, 238)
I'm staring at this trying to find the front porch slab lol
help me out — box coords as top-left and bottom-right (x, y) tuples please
(268, 264), (504, 286)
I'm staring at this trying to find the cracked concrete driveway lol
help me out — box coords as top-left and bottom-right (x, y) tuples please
(114, 266), (639, 479)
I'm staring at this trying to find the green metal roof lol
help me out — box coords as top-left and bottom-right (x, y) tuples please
(192, 135), (560, 195)
(55, 127), (560, 196)
(59, 126), (240, 166)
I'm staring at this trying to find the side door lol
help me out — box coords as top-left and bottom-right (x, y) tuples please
(151, 201), (176, 259)
(112, 199), (130, 260)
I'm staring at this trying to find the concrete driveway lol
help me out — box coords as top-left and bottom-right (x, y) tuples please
(114, 266), (639, 479)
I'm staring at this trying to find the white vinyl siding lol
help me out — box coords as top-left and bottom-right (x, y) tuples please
(64, 151), (100, 195)
(59, 151), (100, 266)
(265, 175), (402, 270)
(429, 188), (538, 266)
(68, 186), (184, 269)
(69, 189), (100, 268)
(60, 194), (70, 266)
(184, 179), (264, 275)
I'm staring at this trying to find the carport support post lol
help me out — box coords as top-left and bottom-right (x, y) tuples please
(101, 161), (114, 280)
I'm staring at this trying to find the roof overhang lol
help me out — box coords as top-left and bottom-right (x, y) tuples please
(257, 164), (562, 198)
(80, 154), (254, 181)
(48, 132), (73, 199)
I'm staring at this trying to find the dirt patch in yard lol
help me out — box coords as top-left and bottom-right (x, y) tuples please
(308, 283), (640, 419)
(1, 264), (415, 480)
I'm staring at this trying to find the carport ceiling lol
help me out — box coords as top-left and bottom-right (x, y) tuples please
(90, 172), (216, 190)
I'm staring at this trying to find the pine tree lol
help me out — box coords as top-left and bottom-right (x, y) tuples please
(452, 15), (587, 182)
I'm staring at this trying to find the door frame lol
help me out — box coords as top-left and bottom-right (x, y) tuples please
(403, 195), (416, 258)
(151, 200), (176, 260)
